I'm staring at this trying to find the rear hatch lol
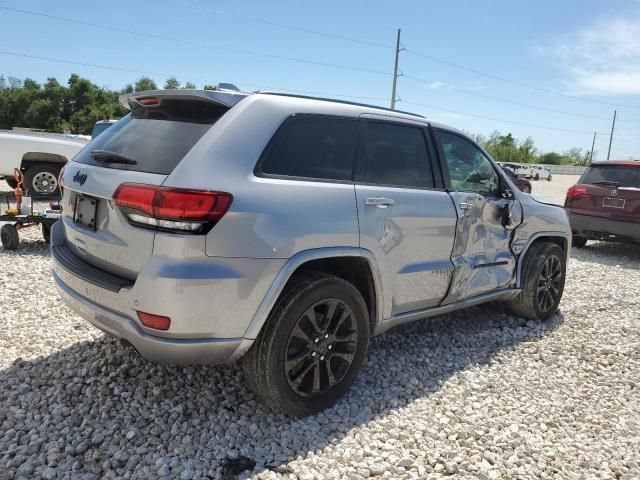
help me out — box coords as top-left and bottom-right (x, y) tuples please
(565, 163), (640, 223)
(60, 90), (244, 279)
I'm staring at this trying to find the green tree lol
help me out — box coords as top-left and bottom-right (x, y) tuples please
(164, 77), (181, 89)
(134, 77), (157, 92)
(183, 81), (196, 89)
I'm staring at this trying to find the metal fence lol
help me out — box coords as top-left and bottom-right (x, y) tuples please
(544, 165), (588, 176)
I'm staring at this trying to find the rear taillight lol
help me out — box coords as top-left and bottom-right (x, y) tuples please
(565, 185), (588, 206)
(113, 183), (232, 234)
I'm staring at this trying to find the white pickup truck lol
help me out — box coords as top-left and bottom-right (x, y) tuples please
(0, 132), (87, 194)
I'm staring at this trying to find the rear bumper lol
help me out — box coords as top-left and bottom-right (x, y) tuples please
(54, 272), (246, 365)
(50, 220), (285, 365)
(569, 212), (640, 243)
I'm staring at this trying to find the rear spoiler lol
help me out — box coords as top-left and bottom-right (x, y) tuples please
(119, 89), (249, 110)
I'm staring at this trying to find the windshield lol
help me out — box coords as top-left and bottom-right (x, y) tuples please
(581, 165), (640, 188)
(75, 99), (228, 174)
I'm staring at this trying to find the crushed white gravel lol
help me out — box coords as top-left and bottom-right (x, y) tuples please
(1, 177), (639, 480)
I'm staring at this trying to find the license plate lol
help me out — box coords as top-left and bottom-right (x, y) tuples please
(602, 197), (625, 209)
(73, 194), (98, 230)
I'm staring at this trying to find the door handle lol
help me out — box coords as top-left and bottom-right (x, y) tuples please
(365, 197), (395, 208)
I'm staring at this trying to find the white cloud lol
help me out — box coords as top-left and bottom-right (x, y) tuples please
(421, 80), (483, 92)
(537, 16), (640, 95)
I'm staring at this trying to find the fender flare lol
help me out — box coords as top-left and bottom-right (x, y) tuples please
(515, 231), (570, 288)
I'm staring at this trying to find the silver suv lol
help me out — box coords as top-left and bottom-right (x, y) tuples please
(52, 89), (571, 416)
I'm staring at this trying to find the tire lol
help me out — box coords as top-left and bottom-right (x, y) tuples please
(242, 272), (370, 417)
(521, 185), (531, 194)
(24, 164), (61, 196)
(4, 177), (17, 189)
(42, 223), (51, 244)
(547, 175), (552, 181)
(1, 224), (19, 250)
(534, 174), (540, 181)
(572, 236), (587, 248)
(508, 242), (566, 321)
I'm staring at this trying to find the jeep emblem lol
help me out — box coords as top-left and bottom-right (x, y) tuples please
(73, 171), (87, 186)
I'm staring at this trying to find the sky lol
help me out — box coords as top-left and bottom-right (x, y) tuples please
(1, 0), (640, 159)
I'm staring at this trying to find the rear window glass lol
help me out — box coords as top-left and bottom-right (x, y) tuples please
(581, 165), (640, 188)
(74, 100), (228, 175)
(259, 116), (357, 181)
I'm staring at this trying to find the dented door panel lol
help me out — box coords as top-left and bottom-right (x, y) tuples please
(443, 191), (518, 304)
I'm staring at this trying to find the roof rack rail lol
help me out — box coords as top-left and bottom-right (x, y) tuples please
(256, 91), (425, 119)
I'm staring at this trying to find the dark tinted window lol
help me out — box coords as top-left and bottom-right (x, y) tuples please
(260, 116), (357, 181)
(363, 122), (434, 188)
(75, 100), (228, 175)
(581, 165), (640, 188)
(436, 130), (499, 195)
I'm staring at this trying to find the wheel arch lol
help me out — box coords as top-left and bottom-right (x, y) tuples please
(241, 248), (384, 344)
(21, 152), (68, 170)
(515, 232), (569, 288)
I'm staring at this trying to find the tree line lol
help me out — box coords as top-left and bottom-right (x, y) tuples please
(1, 73), (594, 164)
(0, 74), (211, 135)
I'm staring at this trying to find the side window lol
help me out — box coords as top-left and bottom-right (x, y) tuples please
(259, 116), (357, 181)
(435, 130), (500, 195)
(363, 122), (434, 188)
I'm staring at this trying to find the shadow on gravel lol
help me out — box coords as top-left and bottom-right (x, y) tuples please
(570, 241), (640, 270)
(0, 239), (51, 257)
(0, 305), (564, 479)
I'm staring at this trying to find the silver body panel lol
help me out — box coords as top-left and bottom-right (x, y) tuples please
(52, 91), (571, 365)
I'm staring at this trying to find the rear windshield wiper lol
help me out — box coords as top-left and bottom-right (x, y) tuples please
(591, 180), (620, 188)
(90, 150), (137, 165)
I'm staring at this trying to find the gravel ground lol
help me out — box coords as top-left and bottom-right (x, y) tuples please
(1, 177), (639, 480)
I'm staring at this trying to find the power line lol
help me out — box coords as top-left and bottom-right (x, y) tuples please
(0, 6), (391, 76)
(164, 0), (393, 49)
(401, 100), (640, 136)
(404, 48), (640, 110)
(0, 49), (390, 102)
(403, 74), (640, 122)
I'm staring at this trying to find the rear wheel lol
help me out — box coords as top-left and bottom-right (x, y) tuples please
(572, 236), (587, 248)
(1, 224), (19, 250)
(24, 164), (61, 196)
(547, 175), (552, 181)
(534, 174), (540, 181)
(242, 272), (370, 417)
(508, 242), (566, 321)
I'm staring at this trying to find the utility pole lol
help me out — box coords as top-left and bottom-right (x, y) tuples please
(589, 131), (596, 163)
(607, 110), (616, 160)
(390, 29), (401, 110)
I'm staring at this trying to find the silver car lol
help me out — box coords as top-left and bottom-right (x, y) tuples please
(52, 89), (571, 416)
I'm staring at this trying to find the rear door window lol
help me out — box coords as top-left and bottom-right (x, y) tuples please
(258, 115), (358, 181)
(74, 99), (228, 175)
(362, 121), (435, 188)
(581, 165), (640, 188)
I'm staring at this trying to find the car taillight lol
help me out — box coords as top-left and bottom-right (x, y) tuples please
(113, 183), (232, 234)
(565, 185), (588, 207)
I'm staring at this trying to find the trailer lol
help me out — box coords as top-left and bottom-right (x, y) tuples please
(0, 192), (62, 250)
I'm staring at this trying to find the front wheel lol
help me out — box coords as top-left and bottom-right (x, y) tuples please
(534, 174), (540, 181)
(572, 236), (587, 248)
(242, 272), (370, 417)
(508, 242), (566, 321)
(547, 175), (552, 181)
